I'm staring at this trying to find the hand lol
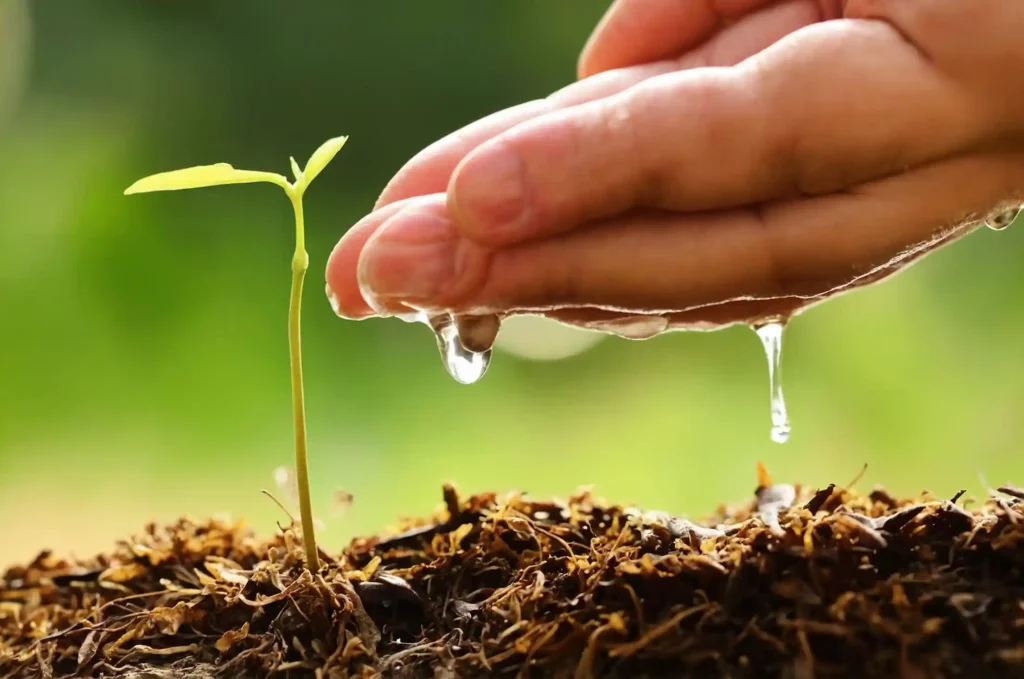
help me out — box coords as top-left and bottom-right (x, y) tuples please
(326, 0), (1024, 339)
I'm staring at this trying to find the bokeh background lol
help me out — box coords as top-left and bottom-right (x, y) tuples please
(2, 1), (1023, 566)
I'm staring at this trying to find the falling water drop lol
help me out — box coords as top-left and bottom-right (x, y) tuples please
(985, 206), (1021, 231)
(423, 314), (491, 385)
(753, 320), (791, 444)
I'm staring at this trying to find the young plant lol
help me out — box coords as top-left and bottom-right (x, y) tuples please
(124, 136), (348, 570)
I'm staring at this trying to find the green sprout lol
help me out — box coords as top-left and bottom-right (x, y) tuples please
(124, 135), (349, 571)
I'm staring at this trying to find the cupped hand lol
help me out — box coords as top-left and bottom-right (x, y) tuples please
(326, 0), (1024, 339)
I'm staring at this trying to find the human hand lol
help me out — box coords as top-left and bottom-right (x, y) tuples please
(326, 0), (1024, 340)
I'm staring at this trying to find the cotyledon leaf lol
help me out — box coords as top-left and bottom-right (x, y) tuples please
(302, 135), (348, 186)
(124, 163), (289, 195)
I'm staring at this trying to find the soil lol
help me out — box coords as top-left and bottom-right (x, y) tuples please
(2, 466), (1024, 679)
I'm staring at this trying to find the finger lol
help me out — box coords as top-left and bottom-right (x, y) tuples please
(469, 153), (1017, 314)
(375, 2), (814, 213)
(579, 0), (842, 78)
(447, 20), (993, 249)
(361, 150), (1021, 316)
(325, 196), (435, 319)
(355, 195), (492, 316)
(373, 100), (553, 211)
(373, 62), (677, 211)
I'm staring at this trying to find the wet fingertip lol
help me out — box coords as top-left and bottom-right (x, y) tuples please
(325, 280), (343, 316)
(328, 202), (440, 320)
(324, 281), (375, 320)
(322, 234), (368, 317)
(355, 224), (429, 318)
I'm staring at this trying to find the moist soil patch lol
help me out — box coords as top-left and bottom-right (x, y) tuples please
(3, 467), (1024, 678)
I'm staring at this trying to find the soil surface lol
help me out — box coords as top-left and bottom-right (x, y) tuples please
(2, 467), (1024, 678)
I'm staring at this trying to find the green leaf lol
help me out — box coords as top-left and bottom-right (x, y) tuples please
(124, 163), (289, 195)
(302, 135), (348, 186)
(289, 156), (302, 183)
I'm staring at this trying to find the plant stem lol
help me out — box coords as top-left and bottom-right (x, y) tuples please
(287, 188), (318, 570)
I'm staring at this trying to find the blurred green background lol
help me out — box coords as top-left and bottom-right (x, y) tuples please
(2, 1), (1023, 566)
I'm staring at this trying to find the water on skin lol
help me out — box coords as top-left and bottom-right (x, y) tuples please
(753, 320), (791, 444)
(985, 206), (1021, 231)
(585, 314), (669, 340)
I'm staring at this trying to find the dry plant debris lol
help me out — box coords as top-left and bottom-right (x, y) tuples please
(3, 469), (1024, 678)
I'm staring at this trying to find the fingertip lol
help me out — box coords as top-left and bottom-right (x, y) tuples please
(373, 143), (453, 211)
(358, 198), (493, 316)
(578, 0), (716, 79)
(325, 223), (378, 320)
(576, 0), (625, 79)
(375, 101), (553, 212)
(450, 96), (652, 249)
(576, 25), (606, 80)
(372, 184), (397, 212)
(357, 206), (460, 312)
(326, 198), (435, 320)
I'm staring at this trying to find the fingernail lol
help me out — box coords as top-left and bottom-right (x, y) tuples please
(358, 210), (461, 305)
(454, 144), (528, 234)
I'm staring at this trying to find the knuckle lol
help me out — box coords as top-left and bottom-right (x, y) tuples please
(630, 75), (733, 206)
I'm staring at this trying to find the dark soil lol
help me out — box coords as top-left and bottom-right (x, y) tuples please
(3, 466), (1024, 678)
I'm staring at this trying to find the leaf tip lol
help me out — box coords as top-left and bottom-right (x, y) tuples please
(123, 179), (147, 196)
(302, 134), (350, 185)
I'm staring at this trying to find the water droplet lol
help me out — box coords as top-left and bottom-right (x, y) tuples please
(454, 314), (501, 353)
(325, 283), (342, 316)
(424, 314), (491, 385)
(396, 310), (428, 324)
(753, 320), (791, 444)
(985, 206), (1021, 231)
(586, 314), (669, 340)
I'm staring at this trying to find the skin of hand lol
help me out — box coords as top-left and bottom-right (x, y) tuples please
(325, 0), (1024, 341)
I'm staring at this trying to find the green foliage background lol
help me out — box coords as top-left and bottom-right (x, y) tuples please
(2, 1), (1022, 564)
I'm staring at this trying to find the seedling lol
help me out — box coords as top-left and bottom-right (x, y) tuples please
(124, 136), (348, 570)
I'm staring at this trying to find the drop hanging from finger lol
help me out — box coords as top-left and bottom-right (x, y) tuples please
(984, 205), (1021, 231)
(752, 319), (791, 444)
(397, 311), (492, 385)
(358, 268), (495, 384)
(431, 314), (492, 385)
